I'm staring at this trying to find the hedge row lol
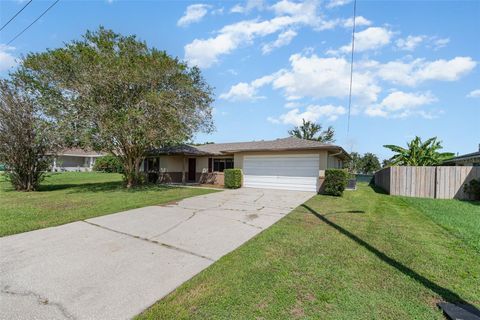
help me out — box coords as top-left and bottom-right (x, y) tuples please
(93, 155), (124, 173)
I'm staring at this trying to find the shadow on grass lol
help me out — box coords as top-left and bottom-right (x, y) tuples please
(369, 184), (389, 195)
(37, 181), (175, 193)
(302, 204), (480, 310)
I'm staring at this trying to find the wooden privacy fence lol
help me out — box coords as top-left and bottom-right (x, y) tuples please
(374, 166), (480, 200)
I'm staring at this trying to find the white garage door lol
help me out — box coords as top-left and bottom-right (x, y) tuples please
(243, 154), (319, 192)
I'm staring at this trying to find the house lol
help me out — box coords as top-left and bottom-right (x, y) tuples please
(143, 137), (350, 192)
(52, 148), (107, 172)
(443, 144), (480, 166)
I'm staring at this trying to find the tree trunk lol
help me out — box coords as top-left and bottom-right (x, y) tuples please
(123, 154), (144, 188)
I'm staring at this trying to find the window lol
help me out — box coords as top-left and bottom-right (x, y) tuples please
(213, 158), (234, 172)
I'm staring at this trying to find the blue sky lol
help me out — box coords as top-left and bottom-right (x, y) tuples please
(1, 0), (479, 160)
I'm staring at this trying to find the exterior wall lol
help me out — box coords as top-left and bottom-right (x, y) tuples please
(159, 156), (185, 172)
(53, 155), (96, 172)
(144, 150), (347, 186)
(144, 155), (224, 185)
(196, 157), (209, 173)
(327, 152), (344, 169)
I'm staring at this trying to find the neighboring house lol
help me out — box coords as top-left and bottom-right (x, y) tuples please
(443, 144), (480, 166)
(52, 148), (107, 172)
(143, 137), (350, 192)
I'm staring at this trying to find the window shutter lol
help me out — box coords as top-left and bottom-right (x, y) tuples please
(208, 158), (212, 173)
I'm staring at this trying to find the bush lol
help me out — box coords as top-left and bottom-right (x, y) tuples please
(224, 168), (242, 189)
(464, 179), (480, 200)
(93, 155), (124, 173)
(323, 169), (348, 196)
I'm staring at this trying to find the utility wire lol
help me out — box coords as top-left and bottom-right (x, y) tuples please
(6, 0), (60, 46)
(346, 0), (357, 137)
(0, 0), (33, 32)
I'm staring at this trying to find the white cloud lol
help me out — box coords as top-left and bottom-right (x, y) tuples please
(366, 91), (437, 118)
(396, 35), (425, 51)
(262, 29), (297, 54)
(185, 0), (326, 67)
(177, 4), (210, 27)
(467, 89), (480, 98)
(338, 27), (392, 53)
(377, 57), (477, 86)
(272, 53), (380, 103)
(220, 74), (277, 101)
(380, 91), (436, 111)
(230, 0), (264, 13)
(269, 104), (346, 125)
(343, 16), (372, 28)
(284, 101), (303, 108)
(432, 37), (450, 50)
(0, 45), (17, 72)
(326, 0), (352, 8)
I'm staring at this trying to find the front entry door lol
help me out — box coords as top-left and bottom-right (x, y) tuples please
(188, 158), (196, 181)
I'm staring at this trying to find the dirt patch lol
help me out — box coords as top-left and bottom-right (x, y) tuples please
(290, 301), (305, 319)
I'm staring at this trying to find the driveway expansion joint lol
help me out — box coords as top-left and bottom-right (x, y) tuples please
(82, 220), (214, 261)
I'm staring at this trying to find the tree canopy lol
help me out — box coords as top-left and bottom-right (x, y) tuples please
(0, 79), (61, 191)
(384, 136), (454, 166)
(347, 151), (381, 174)
(288, 119), (335, 143)
(359, 152), (381, 174)
(18, 27), (214, 187)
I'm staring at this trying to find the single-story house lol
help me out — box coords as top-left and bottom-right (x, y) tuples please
(52, 148), (107, 172)
(143, 137), (350, 192)
(443, 144), (480, 166)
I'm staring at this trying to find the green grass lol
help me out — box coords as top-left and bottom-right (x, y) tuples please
(402, 196), (480, 252)
(138, 184), (480, 320)
(0, 172), (217, 237)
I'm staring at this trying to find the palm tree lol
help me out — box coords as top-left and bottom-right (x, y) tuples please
(288, 119), (335, 143)
(383, 136), (454, 166)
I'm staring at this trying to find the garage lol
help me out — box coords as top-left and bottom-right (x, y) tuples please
(243, 154), (319, 192)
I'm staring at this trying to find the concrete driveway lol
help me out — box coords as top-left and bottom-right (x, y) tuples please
(0, 187), (314, 320)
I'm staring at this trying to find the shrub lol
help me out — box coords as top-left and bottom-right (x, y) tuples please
(93, 155), (124, 173)
(464, 179), (480, 200)
(224, 168), (242, 189)
(323, 169), (348, 196)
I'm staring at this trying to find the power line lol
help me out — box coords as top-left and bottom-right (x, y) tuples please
(0, 0), (33, 32)
(346, 0), (357, 137)
(6, 0), (60, 46)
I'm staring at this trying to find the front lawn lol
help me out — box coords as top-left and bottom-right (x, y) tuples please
(402, 196), (480, 253)
(138, 184), (480, 319)
(0, 172), (217, 237)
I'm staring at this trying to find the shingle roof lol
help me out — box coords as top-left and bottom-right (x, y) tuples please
(58, 148), (107, 157)
(151, 145), (213, 156)
(150, 137), (350, 159)
(444, 150), (480, 163)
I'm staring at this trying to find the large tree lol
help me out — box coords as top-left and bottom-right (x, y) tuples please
(0, 79), (60, 191)
(19, 27), (214, 187)
(359, 152), (381, 174)
(346, 152), (381, 174)
(288, 119), (335, 143)
(384, 136), (454, 166)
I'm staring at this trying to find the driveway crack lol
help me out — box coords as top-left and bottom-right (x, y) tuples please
(1, 285), (76, 319)
(82, 220), (214, 262)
